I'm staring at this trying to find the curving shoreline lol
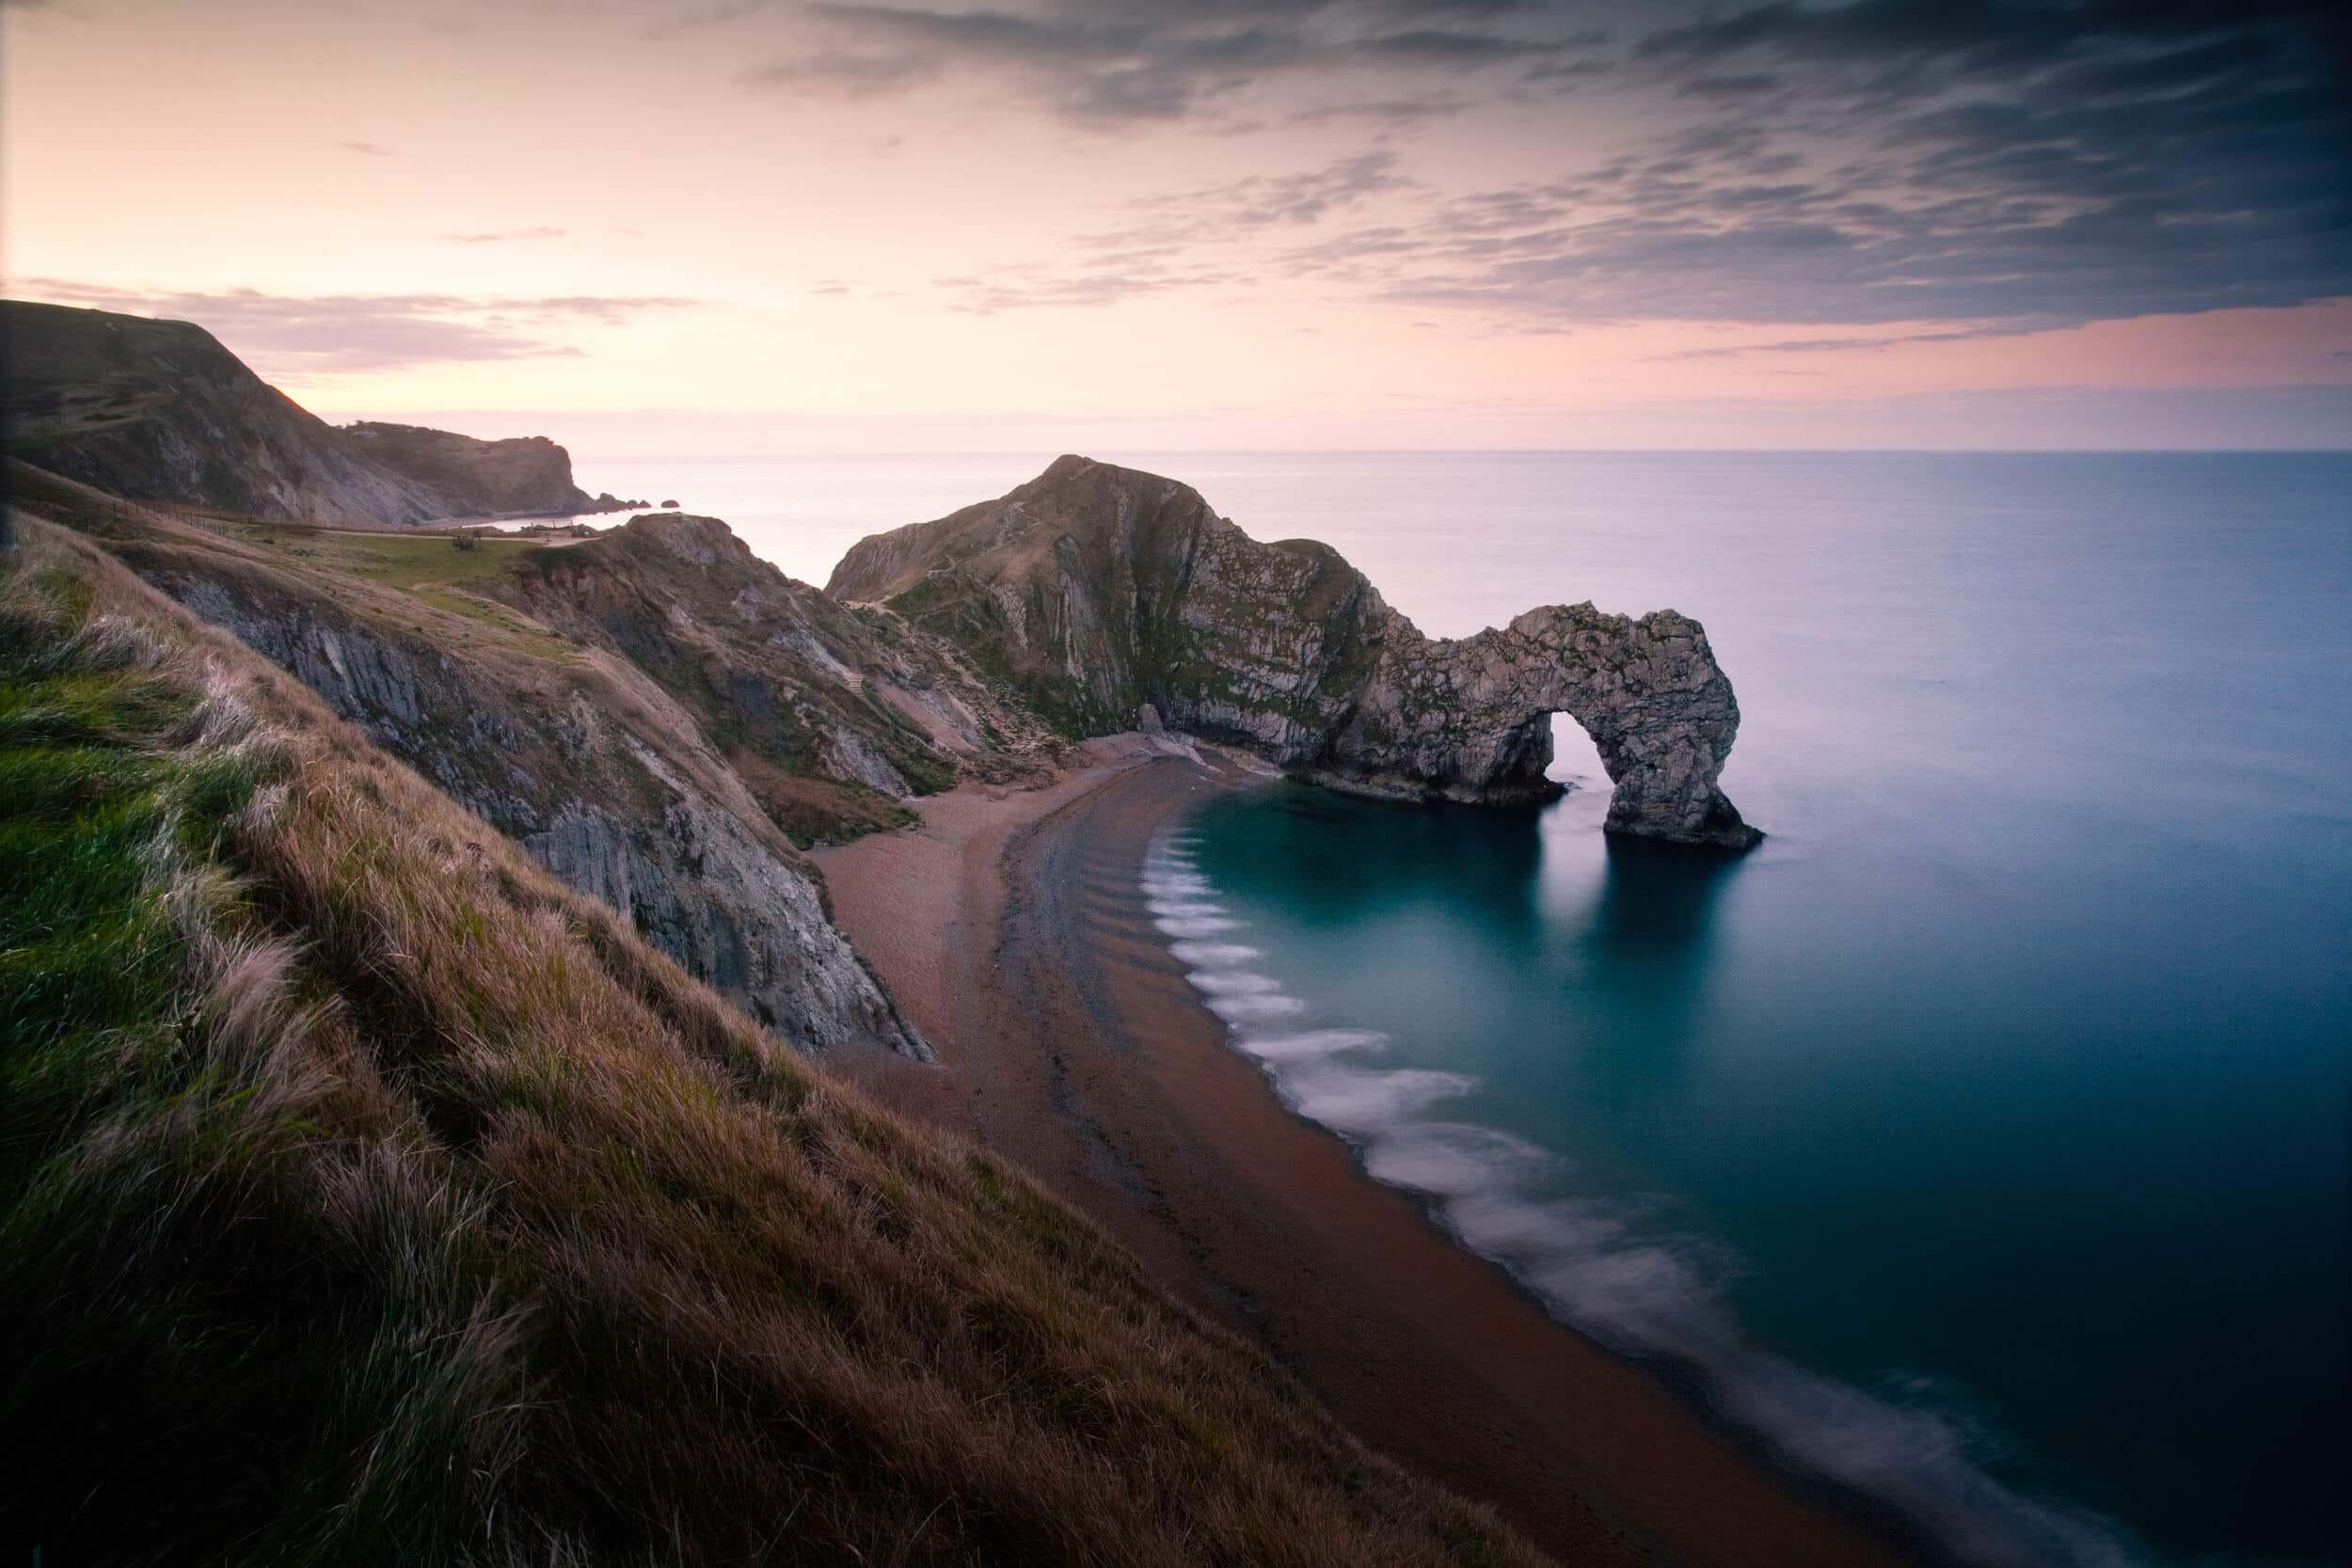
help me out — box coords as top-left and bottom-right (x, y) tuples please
(813, 736), (1915, 1567)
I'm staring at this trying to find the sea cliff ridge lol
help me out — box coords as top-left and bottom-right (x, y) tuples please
(832, 454), (1761, 848)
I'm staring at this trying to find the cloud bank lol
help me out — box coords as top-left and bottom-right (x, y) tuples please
(719, 0), (2349, 337)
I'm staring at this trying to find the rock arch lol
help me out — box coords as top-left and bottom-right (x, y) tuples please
(1324, 602), (1761, 850)
(829, 456), (1762, 851)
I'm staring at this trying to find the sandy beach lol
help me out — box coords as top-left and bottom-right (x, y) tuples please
(815, 736), (1918, 1568)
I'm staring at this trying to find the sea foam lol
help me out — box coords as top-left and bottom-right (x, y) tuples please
(1138, 825), (2161, 1568)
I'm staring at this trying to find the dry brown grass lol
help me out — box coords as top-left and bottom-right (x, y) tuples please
(1, 515), (1555, 1567)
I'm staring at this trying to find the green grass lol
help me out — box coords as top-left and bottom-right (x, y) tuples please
(2, 520), (1553, 1568)
(215, 523), (580, 657)
(0, 585), (255, 1179)
(0, 564), (484, 1566)
(231, 522), (547, 590)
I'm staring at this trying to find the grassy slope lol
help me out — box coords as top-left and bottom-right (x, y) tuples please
(0, 516), (1553, 1567)
(21, 465), (1051, 847)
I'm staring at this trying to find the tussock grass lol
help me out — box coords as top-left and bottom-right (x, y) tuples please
(1, 518), (1553, 1567)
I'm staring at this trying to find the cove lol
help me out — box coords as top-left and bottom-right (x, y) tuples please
(1168, 750), (2346, 1567)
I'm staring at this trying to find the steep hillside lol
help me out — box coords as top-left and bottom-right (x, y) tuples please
(9, 463), (1049, 1054)
(2, 301), (612, 525)
(503, 508), (1062, 835)
(0, 515), (1554, 1567)
(344, 420), (632, 515)
(833, 455), (1759, 847)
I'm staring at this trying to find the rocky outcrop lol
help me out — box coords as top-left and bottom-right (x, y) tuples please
(1, 300), (612, 527)
(341, 420), (598, 516)
(832, 455), (1759, 847)
(503, 512), (1062, 839)
(1322, 603), (1756, 846)
(164, 564), (930, 1055)
(13, 463), (936, 1056)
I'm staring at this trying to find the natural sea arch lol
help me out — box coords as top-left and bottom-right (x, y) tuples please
(1321, 603), (1763, 851)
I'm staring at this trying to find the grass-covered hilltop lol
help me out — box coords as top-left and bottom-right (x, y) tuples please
(2, 298), (1764, 1564)
(0, 509), (1553, 1565)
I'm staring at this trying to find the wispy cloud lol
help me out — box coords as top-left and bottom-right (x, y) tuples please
(1649, 329), (1992, 362)
(1099, 151), (1413, 243)
(933, 259), (1248, 314)
(926, 151), (1406, 312)
(337, 139), (392, 157)
(14, 281), (698, 374)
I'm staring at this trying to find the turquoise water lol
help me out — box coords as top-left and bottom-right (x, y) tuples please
(601, 449), (2350, 1568)
(1130, 453), (2351, 1568)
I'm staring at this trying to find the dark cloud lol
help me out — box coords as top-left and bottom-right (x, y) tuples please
(1518, 55), (1615, 82)
(15, 282), (696, 374)
(1285, 93), (1474, 126)
(741, 5), (1303, 122)
(703, 0), (2346, 335)
(1632, 0), (2347, 74)
(734, 0), (1609, 124)
(1353, 27), (1561, 63)
(1269, 0), (2351, 330)
(1677, 71), (1780, 97)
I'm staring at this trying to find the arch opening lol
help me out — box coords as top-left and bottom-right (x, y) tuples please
(1546, 711), (1610, 797)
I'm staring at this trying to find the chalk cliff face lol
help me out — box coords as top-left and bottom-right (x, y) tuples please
(832, 455), (1759, 847)
(2, 301), (606, 526)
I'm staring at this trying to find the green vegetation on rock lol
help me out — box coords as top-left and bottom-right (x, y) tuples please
(0, 518), (1553, 1568)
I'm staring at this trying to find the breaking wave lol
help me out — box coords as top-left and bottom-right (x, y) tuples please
(1139, 826), (2164, 1568)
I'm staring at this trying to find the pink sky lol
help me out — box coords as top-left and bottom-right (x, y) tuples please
(7, 0), (2347, 450)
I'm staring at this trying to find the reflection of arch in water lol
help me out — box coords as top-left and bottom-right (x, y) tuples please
(1556, 830), (1747, 1096)
(1589, 832), (1743, 954)
(1207, 784), (1551, 947)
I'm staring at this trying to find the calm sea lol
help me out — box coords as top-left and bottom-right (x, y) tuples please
(575, 451), (2352, 1568)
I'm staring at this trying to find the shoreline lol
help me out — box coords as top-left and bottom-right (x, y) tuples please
(814, 736), (1919, 1567)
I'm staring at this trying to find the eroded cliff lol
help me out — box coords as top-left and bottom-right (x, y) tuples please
(832, 454), (1760, 847)
(341, 420), (600, 516)
(10, 463), (998, 1056)
(3, 300), (613, 526)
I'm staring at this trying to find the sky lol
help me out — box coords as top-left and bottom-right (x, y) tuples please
(5, 0), (2349, 451)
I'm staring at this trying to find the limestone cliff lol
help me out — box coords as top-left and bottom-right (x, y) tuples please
(2, 300), (609, 526)
(832, 454), (1760, 848)
(500, 510), (1063, 841)
(11, 463), (943, 1055)
(341, 420), (599, 516)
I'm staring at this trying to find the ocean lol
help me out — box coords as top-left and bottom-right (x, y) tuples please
(574, 450), (2352, 1568)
